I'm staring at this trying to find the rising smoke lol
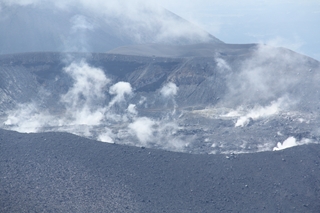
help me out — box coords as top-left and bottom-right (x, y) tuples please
(1, 59), (187, 151)
(222, 44), (311, 107)
(60, 60), (109, 126)
(273, 136), (314, 151)
(233, 45), (319, 151)
(3, 61), (109, 134)
(160, 82), (178, 97)
(225, 96), (291, 127)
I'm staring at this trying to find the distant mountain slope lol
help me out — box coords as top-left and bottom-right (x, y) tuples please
(0, 3), (222, 54)
(1, 128), (320, 212)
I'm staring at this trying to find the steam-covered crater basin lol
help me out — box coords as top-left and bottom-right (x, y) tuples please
(0, 45), (320, 154)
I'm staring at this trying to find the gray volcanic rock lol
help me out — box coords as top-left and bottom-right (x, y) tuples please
(0, 128), (320, 212)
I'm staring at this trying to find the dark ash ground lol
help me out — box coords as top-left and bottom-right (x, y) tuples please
(1, 129), (320, 212)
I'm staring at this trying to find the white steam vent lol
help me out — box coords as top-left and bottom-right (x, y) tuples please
(273, 137), (314, 151)
(273, 137), (297, 151)
(160, 82), (178, 97)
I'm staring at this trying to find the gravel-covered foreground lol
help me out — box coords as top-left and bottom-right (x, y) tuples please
(0, 128), (320, 212)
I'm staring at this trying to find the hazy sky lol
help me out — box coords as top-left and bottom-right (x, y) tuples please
(158, 0), (320, 60)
